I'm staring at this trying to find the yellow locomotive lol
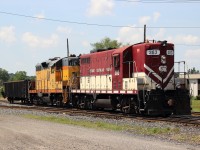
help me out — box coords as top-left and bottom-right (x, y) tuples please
(29, 55), (79, 106)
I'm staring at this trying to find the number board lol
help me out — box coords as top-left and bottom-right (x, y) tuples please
(166, 50), (174, 55)
(146, 49), (160, 55)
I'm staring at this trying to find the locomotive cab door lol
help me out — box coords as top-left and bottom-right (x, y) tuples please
(112, 54), (121, 90)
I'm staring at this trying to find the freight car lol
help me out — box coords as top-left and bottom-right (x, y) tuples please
(3, 80), (35, 103)
(3, 40), (191, 116)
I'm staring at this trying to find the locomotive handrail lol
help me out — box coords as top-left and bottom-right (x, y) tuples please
(147, 71), (158, 89)
(123, 61), (134, 78)
(174, 61), (188, 89)
(133, 61), (138, 78)
(132, 61), (143, 113)
(122, 60), (139, 79)
(143, 71), (156, 104)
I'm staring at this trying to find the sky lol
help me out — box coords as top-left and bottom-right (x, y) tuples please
(0, 0), (200, 76)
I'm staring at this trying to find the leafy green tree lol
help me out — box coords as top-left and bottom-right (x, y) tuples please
(12, 71), (27, 81)
(0, 68), (9, 86)
(91, 37), (122, 50)
(26, 76), (36, 80)
(188, 67), (200, 74)
(8, 73), (14, 81)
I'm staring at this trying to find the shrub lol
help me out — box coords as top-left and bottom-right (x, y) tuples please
(196, 95), (200, 100)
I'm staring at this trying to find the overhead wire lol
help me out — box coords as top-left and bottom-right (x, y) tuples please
(0, 11), (200, 47)
(0, 11), (200, 29)
(114, 0), (200, 3)
(176, 44), (200, 46)
(0, 11), (141, 28)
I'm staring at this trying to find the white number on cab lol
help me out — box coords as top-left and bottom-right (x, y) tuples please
(166, 50), (174, 55)
(146, 49), (160, 55)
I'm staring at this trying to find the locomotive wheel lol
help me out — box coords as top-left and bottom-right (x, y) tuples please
(121, 105), (131, 114)
(87, 101), (92, 109)
(30, 98), (33, 104)
(76, 97), (93, 110)
(32, 97), (39, 105)
(50, 99), (54, 106)
(56, 99), (63, 107)
(121, 98), (137, 114)
(77, 96), (91, 109)
(87, 97), (94, 110)
(7, 98), (11, 104)
(35, 98), (40, 105)
(8, 98), (14, 104)
(121, 98), (130, 114)
(21, 100), (25, 104)
(71, 96), (78, 108)
(77, 98), (85, 109)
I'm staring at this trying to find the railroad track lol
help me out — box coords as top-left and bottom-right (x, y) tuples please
(0, 104), (124, 119)
(0, 103), (200, 126)
(192, 112), (200, 116)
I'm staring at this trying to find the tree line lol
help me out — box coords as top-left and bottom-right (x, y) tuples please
(0, 68), (35, 86)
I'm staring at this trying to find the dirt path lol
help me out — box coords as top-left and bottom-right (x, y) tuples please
(0, 115), (198, 150)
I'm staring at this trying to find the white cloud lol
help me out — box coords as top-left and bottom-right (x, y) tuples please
(0, 26), (16, 43)
(138, 12), (160, 25)
(117, 12), (163, 44)
(153, 12), (160, 22)
(184, 49), (200, 70)
(180, 35), (199, 44)
(169, 35), (200, 45)
(185, 49), (200, 59)
(34, 13), (45, 19)
(148, 28), (166, 40)
(117, 25), (143, 44)
(82, 40), (90, 48)
(87, 0), (114, 17)
(139, 16), (151, 25)
(22, 32), (39, 47)
(56, 26), (72, 34)
(22, 32), (59, 48)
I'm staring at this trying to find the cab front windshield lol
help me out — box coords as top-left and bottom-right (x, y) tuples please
(69, 58), (79, 66)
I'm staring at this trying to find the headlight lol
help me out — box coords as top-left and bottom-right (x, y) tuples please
(176, 82), (181, 88)
(167, 99), (174, 106)
(156, 84), (161, 89)
(161, 55), (166, 64)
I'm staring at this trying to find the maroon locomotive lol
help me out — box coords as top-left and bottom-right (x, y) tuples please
(71, 40), (191, 115)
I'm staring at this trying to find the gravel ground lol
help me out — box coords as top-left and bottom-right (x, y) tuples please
(0, 101), (199, 149)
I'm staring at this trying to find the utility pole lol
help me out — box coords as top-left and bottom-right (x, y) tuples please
(67, 38), (69, 58)
(144, 24), (146, 43)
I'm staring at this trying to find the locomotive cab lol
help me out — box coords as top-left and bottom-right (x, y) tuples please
(133, 41), (191, 115)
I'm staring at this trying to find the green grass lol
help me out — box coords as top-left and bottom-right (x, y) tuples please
(191, 99), (200, 112)
(23, 114), (178, 135)
(23, 114), (124, 131)
(23, 114), (200, 144)
(0, 94), (3, 99)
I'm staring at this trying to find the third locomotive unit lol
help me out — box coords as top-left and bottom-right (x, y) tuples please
(3, 40), (191, 116)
